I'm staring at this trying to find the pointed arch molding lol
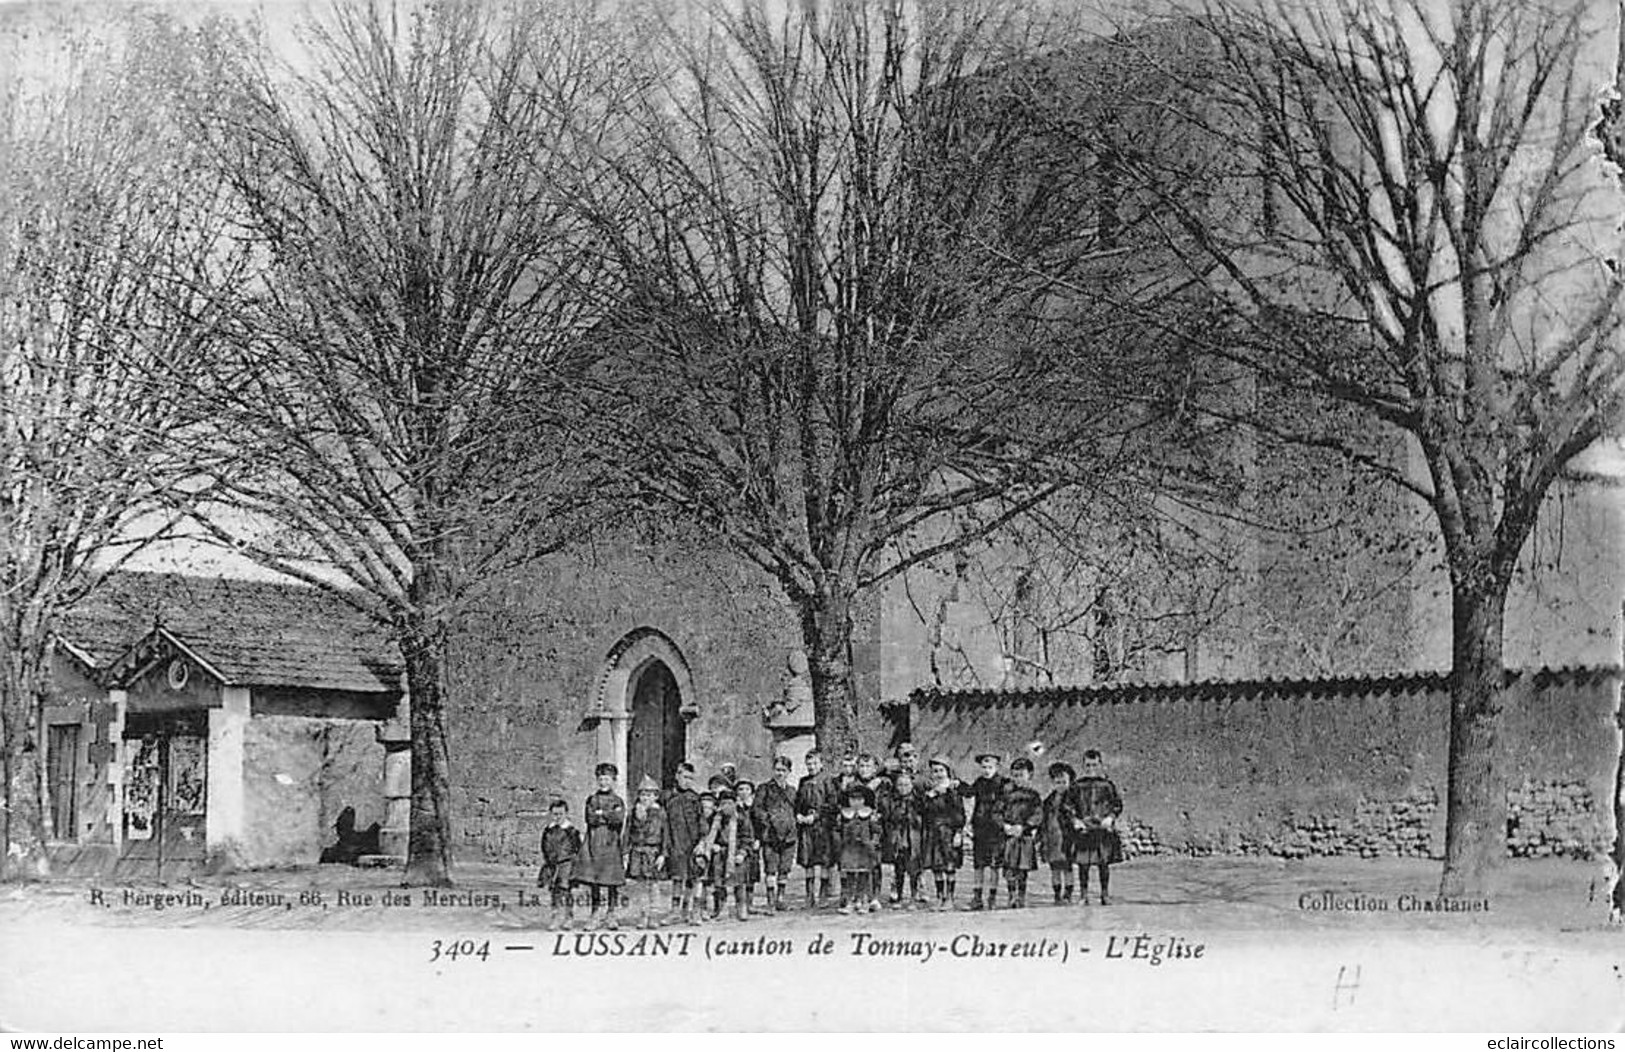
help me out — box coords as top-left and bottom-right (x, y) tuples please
(590, 627), (700, 722)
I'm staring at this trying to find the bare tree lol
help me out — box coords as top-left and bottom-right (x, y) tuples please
(0, 19), (244, 878)
(1136, 0), (1625, 895)
(185, 0), (619, 884)
(573, 0), (1182, 753)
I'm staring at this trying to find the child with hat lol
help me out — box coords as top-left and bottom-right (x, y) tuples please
(967, 750), (1011, 910)
(999, 758), (1043, 908)
(754, 756), (800, 912)
(578, 762), (627, 930)
(697, 785), (754, 921)
(537, 798), (582, 929)
(734, 779), (764, 915)
(624, 775), (668, 928)
(1063, 749), (1125, 905)
(1041, 762), (1077, 904)
(921, 756), (966, 909)
(836, 782), (882, 914)
(662, 763), (705, 923)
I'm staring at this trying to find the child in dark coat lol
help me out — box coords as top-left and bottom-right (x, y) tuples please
(795, 749), (840, 909)
(999, 758), (1043, 908)
(735, 779), (764, 914)
(837, 783), (882, 914)
(754, 756), (800, 913)
(921, 757), (967, 910)
(538, 798), (582, 929)
(967, 751), (1011, 910)
(624, 776), (668, 929)
(1063, 749), (1125, 905)
(663, 763), (704, 923)
(698, 786), (755, 921)
(1041, 762), (1076, 904)
(578, 763), (627, 930)
(883, 769), (926, 908)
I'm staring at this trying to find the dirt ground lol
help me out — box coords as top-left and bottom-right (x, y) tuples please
(2, 855), (1621, 1031)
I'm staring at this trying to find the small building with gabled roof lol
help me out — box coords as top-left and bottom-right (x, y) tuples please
(44, 572), (406, 878)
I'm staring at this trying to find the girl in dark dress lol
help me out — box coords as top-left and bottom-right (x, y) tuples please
(1063, 749), (1124, 905)
(920, 756), (967, 910)
(579, 762), (628, 929)
(624, 776), (668, 928)
(999, 758), (1043, 908)
(1040, 762), (1076, 904)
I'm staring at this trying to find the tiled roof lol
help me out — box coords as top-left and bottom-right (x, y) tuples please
(56, 571), (403, 694)
(904, 666), (1621, 710)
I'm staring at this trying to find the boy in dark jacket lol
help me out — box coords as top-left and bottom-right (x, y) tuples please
(999, 758), (1043, 908)
(1041, 762), (1076, 904)
(883, 769), (926, 908)
(754, 755), (799, 912)
(538, 798), (582, 929)
(663, 763), (704, 923)
(967, 751), (1011, 910)
(1063, 749), (1125, 905)
(795, 749), (840, 909)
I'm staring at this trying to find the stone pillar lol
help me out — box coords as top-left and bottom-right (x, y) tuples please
(599, 669), (631, 800)
(206, 686), (250, 867)
(378, 705), (411, 861)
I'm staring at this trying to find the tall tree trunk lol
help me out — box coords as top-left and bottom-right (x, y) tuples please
(1439, 568), (1511, 898)
(801, 583), (861, 758)
(0, 640), (49, 882)
(400, 622), (454, 887)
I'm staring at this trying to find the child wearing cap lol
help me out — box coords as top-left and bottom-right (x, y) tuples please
(735, 779), (764, 914)
(1041, 762), (1077, 904)
(837, 782), (882, 914)
(795, 749), (840, 909)
(999, 758), (1042, 909)
(537, 798), (582, 929)
(663, 763), (705, 923)
(921, 756), (966, 909)
(698, 785), (755, 921)
(967, 751), (1011, 911)
(624, 776), (668, 928)
(1063, 749), (1124, 905)
(754, 756), (799, 913)
(578, 763), (628, 930)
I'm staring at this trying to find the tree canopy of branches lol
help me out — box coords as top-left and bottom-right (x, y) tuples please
(0, 19), (245, 878)
(186, 0), (619, 884)
(575, 0), (1185, 753)
(1143, 0), (1625, 896)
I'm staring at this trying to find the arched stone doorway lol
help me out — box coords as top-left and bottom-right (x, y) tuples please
(626, 660), (685, 793)
(586, 628), (698, 797)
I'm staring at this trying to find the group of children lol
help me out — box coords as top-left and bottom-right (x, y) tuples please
(536, 743), (1125, 930)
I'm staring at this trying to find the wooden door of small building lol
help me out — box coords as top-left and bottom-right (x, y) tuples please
(627, 661), (685, 791)
(119, 711), (208, 875)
